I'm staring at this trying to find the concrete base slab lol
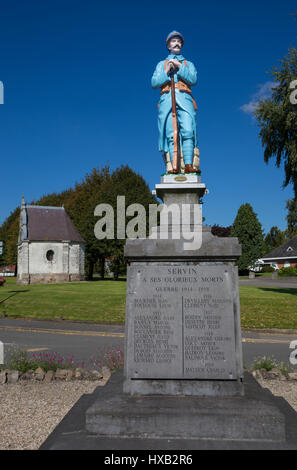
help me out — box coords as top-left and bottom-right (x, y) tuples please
(86, 379), (284, 442)
(40, 371), (297, 450)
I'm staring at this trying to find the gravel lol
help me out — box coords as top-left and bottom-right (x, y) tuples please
(255, 378), (297, 412)
(0, 378), (296, 450)
(0, 381), (99, 450)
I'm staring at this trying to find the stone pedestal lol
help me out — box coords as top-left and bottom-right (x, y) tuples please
(85, 175), (287, 443)
(124, 175), (243, 396)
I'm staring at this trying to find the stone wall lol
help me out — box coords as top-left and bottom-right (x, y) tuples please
(29, 242), (64, 274)
(17, 241), (85, 285)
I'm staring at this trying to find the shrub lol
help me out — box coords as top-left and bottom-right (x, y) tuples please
(278, 267), (297, 277)
(261, 265), (275, 273)
(4, 348), (34, 373)
(251, 356), (278, 372)
(91, 347), (124, 371)
(239, 269), (249, 276)
(3, 347), (81, 373)
(278, 362), (292, 376)
(2, 346), (125, 374)
(251, 356), (293, 376)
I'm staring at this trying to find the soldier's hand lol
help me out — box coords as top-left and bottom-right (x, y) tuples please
(166, 61), (177, 75)
(170, 59), (181, 69)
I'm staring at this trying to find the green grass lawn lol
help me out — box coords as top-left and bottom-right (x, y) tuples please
(239, 285), (297, 329)
(0, 278), (126, 323)
(0, 278), (296, 329)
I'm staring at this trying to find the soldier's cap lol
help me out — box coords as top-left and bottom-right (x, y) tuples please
(166, 31), (184, 47)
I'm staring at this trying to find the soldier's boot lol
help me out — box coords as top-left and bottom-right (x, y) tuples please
(185, 164), (197, 173)
(183, 139), (197, 173)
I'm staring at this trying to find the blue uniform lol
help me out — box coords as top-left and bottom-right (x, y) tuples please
(151, 54), (198, 165)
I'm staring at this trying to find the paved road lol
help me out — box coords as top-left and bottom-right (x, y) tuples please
(0, 318), (296, 369)
(0, 318), (125, 368)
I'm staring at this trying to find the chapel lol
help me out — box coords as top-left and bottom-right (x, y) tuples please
(17, 196), (85, 285)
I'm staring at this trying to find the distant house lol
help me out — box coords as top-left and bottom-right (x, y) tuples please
(17, 196), (85, 285)
(0, 265), (16, 277)
(259, 236), (297, 270)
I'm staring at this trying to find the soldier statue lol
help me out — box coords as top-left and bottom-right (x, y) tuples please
(152, 31), (200, 174)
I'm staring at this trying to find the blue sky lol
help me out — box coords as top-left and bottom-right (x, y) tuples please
(0, 0), (296, 233)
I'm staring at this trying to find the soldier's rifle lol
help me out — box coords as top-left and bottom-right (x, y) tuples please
(170, 67), (180, 173)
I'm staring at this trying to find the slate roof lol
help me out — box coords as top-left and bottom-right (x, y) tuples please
(26, 206), (85, 243)
(262, 236), (297, 259)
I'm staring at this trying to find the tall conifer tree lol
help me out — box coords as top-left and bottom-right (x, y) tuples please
(231, 203), (265, 272)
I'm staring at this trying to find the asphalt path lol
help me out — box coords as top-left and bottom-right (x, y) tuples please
(0, 317), (296, 369)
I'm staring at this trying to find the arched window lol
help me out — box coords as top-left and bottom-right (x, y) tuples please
(46, 250), (54, 261)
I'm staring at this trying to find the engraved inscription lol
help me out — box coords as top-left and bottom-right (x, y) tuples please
(134, 311), (177, 364)
(126, 265), (238, 380)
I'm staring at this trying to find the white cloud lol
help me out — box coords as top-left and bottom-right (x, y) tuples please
(240, 81), (276, 116)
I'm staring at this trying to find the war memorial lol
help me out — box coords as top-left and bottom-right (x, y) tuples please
(42, 31), (297, 450)
(84, 32), (288, 444)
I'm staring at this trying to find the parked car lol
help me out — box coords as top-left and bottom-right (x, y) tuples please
(0, 276), (6, 286)
(248, 259), (264, 272)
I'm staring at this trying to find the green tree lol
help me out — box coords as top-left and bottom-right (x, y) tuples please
(231, 203), (265, 272)
(66, 164), (157, 280)
(264, 226), (287, 253)
(286, 197), (297, 237)
(35, 188), (75, 208)
(211, 225), (232, 238)
(65, 166), (113, 280)
(0, 207), (20, 266)
(93, 165), (157, 279)
(255, 48), (297, 194)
